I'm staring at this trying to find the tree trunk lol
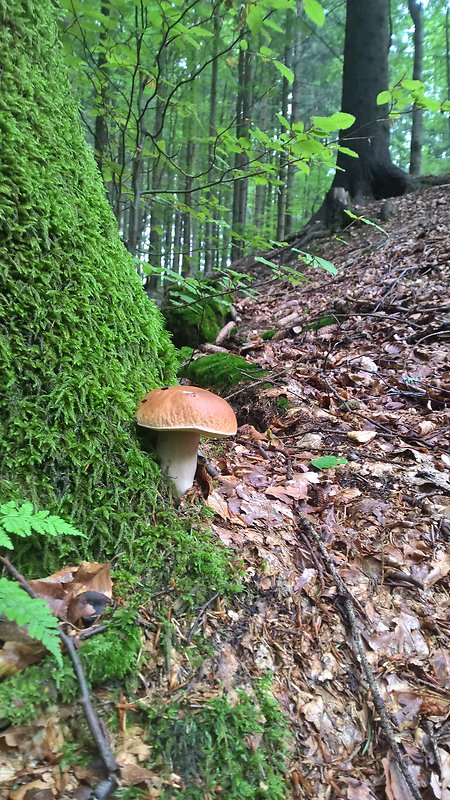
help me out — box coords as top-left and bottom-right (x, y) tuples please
(94, 1), (110, 181)
(285, 0), (303, 236)
(204, 9), (220, 276)
(231, 48), (253, 263)
(276, 31), (291, 242)
(333, 0), (412, 201)
(408, 0), (424, 177)
(0, 0), (176, 562)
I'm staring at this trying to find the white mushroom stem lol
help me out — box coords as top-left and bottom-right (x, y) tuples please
(155, 430), (201, 497)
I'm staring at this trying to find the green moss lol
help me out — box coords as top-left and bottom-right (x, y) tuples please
(141, 678), (290, 799)
(162, 282), (233, 348)
(0, 0), (177, 567)
(116, 506), (243, 609)
(182, 353), (268, 392)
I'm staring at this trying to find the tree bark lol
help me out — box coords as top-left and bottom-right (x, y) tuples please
(408, 0), (424, 177)
(333, 0), (413, 201)
(204, 9), (220, 275)
(276, 31), (291, 242)
(231, 48), (253, 263)
(94, 1), (110, 181)
(285, 0), (303, 236)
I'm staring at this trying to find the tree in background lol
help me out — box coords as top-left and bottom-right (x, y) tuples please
(408, 0), (425, 176)
(332, 0), (412, 200)
(58, 0), (450, 278)
(0, 0), (176, 568)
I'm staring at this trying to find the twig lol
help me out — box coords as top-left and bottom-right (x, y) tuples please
(186, 593), (219, 644)
(295, 514), (422, 800)
(0, 556), (119, 797)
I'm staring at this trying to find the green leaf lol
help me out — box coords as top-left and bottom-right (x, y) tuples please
(0, 579), (62, 666)
(312, 112), (355, 132)
(259, 45), (273, 57)
(310, 456), (348, 470)
(337, 145), (358, 158)
(255, 256), (279, 269)
(304, 0), (325, 26)
(328, 112), (355, 130)
(377, 90), (391, 105)
(401, 79), (423, 91)
(273, 60), (295, 85)
(276, 113), (291, 131)
(240, 38), (248, 51)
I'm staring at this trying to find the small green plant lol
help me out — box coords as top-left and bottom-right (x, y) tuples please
(261, 329), (278, 341)
(310, 455), (348, 470)
(0, 501), (85, 666)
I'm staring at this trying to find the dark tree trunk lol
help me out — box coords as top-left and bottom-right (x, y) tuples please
(285, 0), (303, 236)
(204, 9), (220, 276)
(276, 31), (291, 242)
(231, 48), (253, 263)
(332, 0), (413, 201)
(94, 1), (110, 180)
(408, 0), (424, 177)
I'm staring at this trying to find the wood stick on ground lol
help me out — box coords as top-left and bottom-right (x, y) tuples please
(295, 513), (422, 800)
(0, 556), (119, 799)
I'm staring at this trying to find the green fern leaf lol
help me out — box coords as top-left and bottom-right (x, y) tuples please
(0, 501), (85, 540)
(0, 579), (62, 666)
(0, 529), (14, 550)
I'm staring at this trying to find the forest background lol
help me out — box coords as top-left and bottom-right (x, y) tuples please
(59, 0), (450, 302)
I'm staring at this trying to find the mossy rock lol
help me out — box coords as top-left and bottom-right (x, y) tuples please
(0, 0), (177, 568)
(162, 281), (233, 348)
(182, 353), (268, 392)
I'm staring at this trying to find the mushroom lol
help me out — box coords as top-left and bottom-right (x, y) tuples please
(135, 385), (237, 497)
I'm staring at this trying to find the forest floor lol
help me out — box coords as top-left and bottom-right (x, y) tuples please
(2, 184), (449, 799)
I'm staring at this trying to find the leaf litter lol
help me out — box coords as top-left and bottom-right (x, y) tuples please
(1, 186), (449, 798)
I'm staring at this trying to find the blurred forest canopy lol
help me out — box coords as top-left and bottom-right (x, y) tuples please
(59, 0), (450, 286)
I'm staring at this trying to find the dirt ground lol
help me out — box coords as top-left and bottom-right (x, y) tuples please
(2, 184), (449, 799)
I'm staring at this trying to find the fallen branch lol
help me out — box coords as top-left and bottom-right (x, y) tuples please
(0, 556), (119, 799)
(295, 513), (422, 800)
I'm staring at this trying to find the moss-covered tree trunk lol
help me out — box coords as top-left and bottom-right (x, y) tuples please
(0, 0), (176, 566)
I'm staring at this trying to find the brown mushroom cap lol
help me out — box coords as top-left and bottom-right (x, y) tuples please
(135, 385), (237, 435)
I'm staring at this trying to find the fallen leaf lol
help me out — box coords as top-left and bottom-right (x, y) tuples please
(347, 430), (377, 444)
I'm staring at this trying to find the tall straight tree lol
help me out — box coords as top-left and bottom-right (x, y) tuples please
(231, 47), (253, 263)
(408, 0), (425, 176)
(333, 0), (412, 200)
(0, 0), (176, 565)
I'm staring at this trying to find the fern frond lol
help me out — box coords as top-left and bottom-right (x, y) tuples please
(0, 579), (62, 666)
(0, 501), (84, 540)
(0, 529), (13, 550)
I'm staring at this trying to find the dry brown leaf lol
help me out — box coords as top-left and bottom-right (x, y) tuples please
(206, 490), (232, 520)
(430, 747), (450, 799)
(121, 763), (162, 787)
(347, 430), (377, 444)
(425, 552), (450, 587)
(0, 640), (47, 678)
(383, 752), (415, 800)
(345, 778), (378, 799)
(9, 779), (54, 800)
